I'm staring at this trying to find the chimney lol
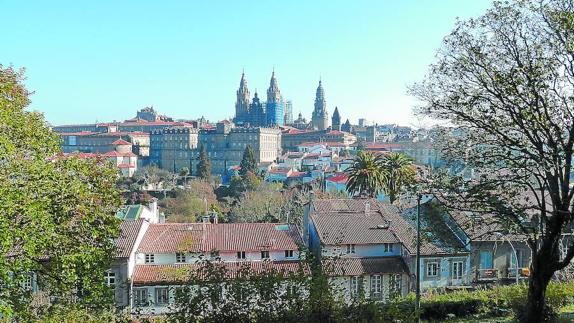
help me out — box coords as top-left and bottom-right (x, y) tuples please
(365, 201), (370, 215)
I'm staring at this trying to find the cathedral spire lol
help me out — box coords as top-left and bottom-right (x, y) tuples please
(267, 70), (281, 103)
(312, 80), (329, 130)
(235, 72), (251, 124)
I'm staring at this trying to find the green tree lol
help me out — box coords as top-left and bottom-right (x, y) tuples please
(410, 1), (574, 321)
(378, 152), (415, 204)
(345, 151), (385, 198)
(239, 145), (258, 177)
(132, 165), (173, 191)
(196, 143), (211, 180)
(161, 180), (223, 222)
(179, 166), (190, 186)
(0, 66), (121, 318)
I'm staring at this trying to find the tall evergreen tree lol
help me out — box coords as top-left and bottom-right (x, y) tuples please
(196, 143), (211, 180)
(239, 145), (257, 177)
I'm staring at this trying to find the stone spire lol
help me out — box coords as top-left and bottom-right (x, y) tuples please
(267, 71), (281, 104)
(235, 72), (251, 124)
(332, 106), (341, 131)
(311, 80), (329, 130)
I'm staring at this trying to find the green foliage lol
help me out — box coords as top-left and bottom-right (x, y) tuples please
(196, 143), (211, 180)
(345, 151), (385, 198)
(131, 165), (175, 191)
(239, 145), (258, 177)
(228, 172), (262, 198)
(0, 65), (122, 318)
(378, 152), (415, 204)
(161, 180), (223, 222)
(31, 306), (131, 323)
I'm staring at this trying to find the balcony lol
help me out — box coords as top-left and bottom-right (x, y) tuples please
(474, 267), (529, 282)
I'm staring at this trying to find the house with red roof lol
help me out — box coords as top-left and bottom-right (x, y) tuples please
(130, 222), (303, 314)
(66, 139), (138, 177)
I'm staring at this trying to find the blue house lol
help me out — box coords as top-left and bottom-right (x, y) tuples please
(304, 199), (411, 302)
(304, 198), (472, 298)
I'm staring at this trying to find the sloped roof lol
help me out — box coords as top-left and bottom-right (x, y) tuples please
(111, 139), (132, 145)
(103, 150), (137, 157)
(326, 173), (348, 184)
(115, 219), (145, 258)
(323, 257), (409, 276)
(310, 199), (467, 256)
(132, 261), (306, 285)
(310, 200), (398, 245)
(137, 223), (302, 254)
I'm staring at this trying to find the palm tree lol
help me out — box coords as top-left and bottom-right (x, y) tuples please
(345, 151), (385, 198)
(378, 152), (416, 204)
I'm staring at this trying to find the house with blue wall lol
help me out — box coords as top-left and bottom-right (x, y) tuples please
(305, 198), (473, 297)
(304, 199), (410, 302)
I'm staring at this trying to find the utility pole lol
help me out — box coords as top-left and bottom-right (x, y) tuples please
(416, 193), (422, 323)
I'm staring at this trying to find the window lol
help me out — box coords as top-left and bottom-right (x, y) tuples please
(389, 274), (402, 299)
(284, 250), (294, 258)
(105, 271), (116, 288)
(426, 262), (439, 277)
(155, 287), (169, 305)
(237, 251), (246, 259)
(261, 251), (270, 259)
(145, 254), (155, 264)
(350, 276), (360, 297)
(479, 251), (493, 269)
(133, 288), (148, 306)
(452, 261), (464, 280)
(22, 275), (33, 290)
(346, 244), (356, 254)
(370, 275), (382, 299)
(176, 252), (186, 263)
(384, 243), (393, 252)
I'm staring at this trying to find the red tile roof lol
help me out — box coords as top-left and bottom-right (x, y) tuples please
(310, 203), (399, 245)
(326, 173), (348, 184)
(115, 219), (145, 258)
(137, 223), (302, 254)
(132, 261), (306, 285)
(268, 167), (292, 174)
(103, 150), (137, 157)
(288, 171), (307, 178)
(111, 139), (132, 145)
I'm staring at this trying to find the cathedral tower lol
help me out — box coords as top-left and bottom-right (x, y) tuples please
(265, 71), (284, 126)
(311, 80), (329, 130)
(234, 72), (251, 125)
(332, 106), (341, 131)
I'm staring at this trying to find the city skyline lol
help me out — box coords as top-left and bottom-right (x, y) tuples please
(1, 1), (492, 127)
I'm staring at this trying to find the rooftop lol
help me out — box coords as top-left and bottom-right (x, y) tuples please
(137, 223), (302, 254)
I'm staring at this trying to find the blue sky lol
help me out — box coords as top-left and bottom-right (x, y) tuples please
(0, 0), (492, 127)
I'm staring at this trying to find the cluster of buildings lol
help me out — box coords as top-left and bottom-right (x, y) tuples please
(52, 73), (445, 179)
(88, 196), (533, 316)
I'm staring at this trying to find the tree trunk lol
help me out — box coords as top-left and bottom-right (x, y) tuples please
(523, 252), (553, 323)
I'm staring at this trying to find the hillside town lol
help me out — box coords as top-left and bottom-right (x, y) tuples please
(2, 1), (574, 322)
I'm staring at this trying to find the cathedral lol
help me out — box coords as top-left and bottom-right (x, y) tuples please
(234, 71), (285, 127)
(311, 80), (329, 130)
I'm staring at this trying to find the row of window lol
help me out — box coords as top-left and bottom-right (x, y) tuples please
(144, 250), (296, 264)
(349, 274), (402, 300)
(343, 243), (393, 255)
(425, 261), (465, 280)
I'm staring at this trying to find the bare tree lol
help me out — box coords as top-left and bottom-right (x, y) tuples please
(410, 1), (574, 322)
